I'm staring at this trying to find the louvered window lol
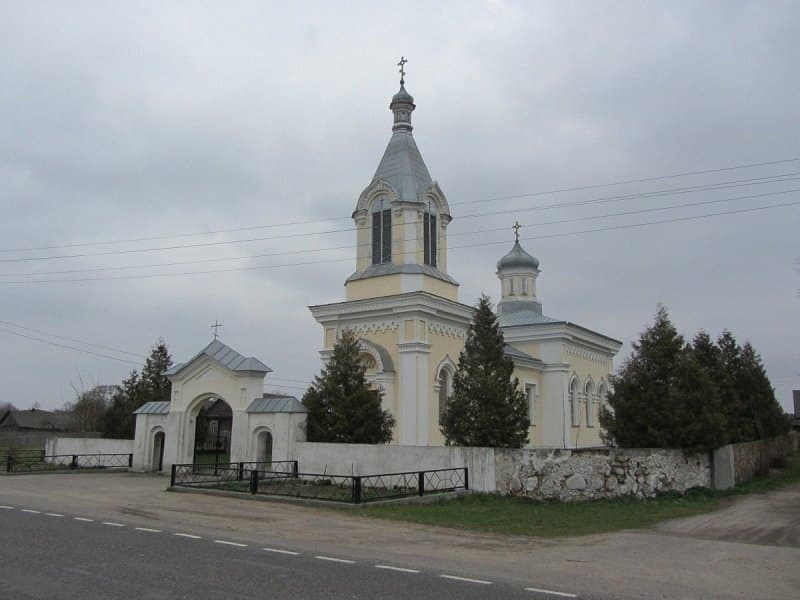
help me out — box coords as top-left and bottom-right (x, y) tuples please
(423, 212), (437, 267)
(372, 209), (392, 264)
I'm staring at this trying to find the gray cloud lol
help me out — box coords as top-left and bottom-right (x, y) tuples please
(1, 0), (798, 411)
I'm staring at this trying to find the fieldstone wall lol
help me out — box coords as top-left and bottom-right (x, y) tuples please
(495, 447), (711, 502)
(731, 433), (797, 485)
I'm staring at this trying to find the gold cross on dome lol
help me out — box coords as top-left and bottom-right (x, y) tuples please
(512, 221), (522, 243)
(398, 56), (407, 84)
(210, 320), (223, 340)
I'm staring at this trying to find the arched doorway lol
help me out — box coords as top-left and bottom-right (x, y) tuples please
(257, 429), (273, 466)
(193, 397), (233, 470)
(152, 431), (165, 472)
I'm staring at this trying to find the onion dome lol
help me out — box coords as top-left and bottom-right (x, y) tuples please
(497, 241), (540, 271)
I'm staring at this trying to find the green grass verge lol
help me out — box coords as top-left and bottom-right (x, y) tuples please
(361, 451), (800, 538)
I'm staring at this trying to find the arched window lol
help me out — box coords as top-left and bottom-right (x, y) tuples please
(438, 370), (450, 426)
(584, 379), (595, 427)
(423, 203), (438, 267)
(570, 377), (580, 427)
(371, 197), (391, 265)
(521, 277), (528, 296)
(525, 383), (536, 425)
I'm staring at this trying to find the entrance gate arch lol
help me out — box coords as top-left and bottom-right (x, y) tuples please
(192, 397), (233, 469)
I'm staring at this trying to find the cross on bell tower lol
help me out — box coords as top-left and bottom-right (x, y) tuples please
(397, 56), (407, 85)
(513, 221), (522, 243)
(210, 320), (223, 340)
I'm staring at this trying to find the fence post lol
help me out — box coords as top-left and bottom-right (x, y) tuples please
(292, 460), (299, 478)
(418, 471), (425, 496)
(6, 455), (13, 473)
(71, 455), (78, 469)
(128, 454), (133, 468)
(353, 476), (362, 504)
(249, 469), (259, 494)
(238, 462), (244, 481)
(464, 467), (469, 490)
(170, 464), (177, 487)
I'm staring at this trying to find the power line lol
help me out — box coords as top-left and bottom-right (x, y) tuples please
(2, 172), (797, 264)
(2, 199), (797, 285)
(0, 320), (144, 358)
(2, 187), (797, 279)
(454, 158), (800, 206)
(1, 158), (797, 255)
(0, 327), (141, 366)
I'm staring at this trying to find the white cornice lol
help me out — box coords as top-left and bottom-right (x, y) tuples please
(309, 291), (474, 326)
(502, 322), (621, 356)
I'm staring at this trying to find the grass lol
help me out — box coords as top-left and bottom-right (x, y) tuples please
(361, 451), (800, 538)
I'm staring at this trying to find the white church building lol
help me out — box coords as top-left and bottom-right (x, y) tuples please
(309, 73), (622, 449)
(132, 70), (621, 472)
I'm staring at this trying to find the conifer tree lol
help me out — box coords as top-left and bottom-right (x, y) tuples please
(738, 342), (790, 439)
(302, 329), (394, 444)
(600, 307), (726, 452)
(103, 340), (172, 439)
(441, 295), (529, 448)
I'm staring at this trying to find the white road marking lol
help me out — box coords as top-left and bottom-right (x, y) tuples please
(263, 547), (300, 556)
(174, 533), (202, 539)
(524, 587), (578, 598)
(135, 527), (161, 533)
(315, 556), (356, 564)
(102, 521), (125, 527)
(375, 565), (420, 574)
(440, 575), (492, 585)
(0, 505), (14, 510)
(74, 517), (94, 522)
(21, 509), (41, 514)
(44, 513), (64, 517)
(214, 540), (248, 547)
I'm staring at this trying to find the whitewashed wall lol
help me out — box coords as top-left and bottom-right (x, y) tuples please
(45, 437), (134, 466)
(294, 442), (497, 491)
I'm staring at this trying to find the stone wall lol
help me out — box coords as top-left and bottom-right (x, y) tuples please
(495, 447), (711, 501)
(294, 442), (712, 499)
(730, 433), (797, 485)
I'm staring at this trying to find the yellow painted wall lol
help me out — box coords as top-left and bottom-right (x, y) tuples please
(426, 331), (468, 445)
(563, 348), (613, 447)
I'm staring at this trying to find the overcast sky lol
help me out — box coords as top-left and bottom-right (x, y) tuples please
(1, 1), (798, 412)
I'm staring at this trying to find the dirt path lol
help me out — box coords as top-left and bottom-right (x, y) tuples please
(655, 482), (800, 548)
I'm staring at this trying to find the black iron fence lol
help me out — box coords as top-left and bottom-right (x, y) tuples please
(5, 453), (133, 473)
(170, 461), (299, 489)
(170, 462), (468, 504)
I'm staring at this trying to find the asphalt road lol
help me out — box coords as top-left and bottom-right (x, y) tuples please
(2, 473), (800, 599)
(0, 506), (580, 600)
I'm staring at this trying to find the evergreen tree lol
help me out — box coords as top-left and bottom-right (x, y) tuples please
(302, 329), (394, 444)
(441, 295), (529, 448)
(600, 307), (726, 452)
(103, 370), (143, 439)
(738, 342), (790, 439)
(103, 340), (172, 439)
(716, 330), (756, 443)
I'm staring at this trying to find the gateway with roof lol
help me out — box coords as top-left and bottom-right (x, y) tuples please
(131, 339), (307, 472)
(309, 72), (621, 448)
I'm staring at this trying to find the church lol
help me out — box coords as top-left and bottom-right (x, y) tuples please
(132, 68), (623, 473)
(309, 69), (622, 449)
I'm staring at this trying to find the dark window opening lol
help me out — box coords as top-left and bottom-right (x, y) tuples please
(372, 209), (392, 265)
(424, 213), (437, 267)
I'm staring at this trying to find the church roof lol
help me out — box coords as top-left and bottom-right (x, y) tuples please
(346, 262), (458, 285)
(503, 344), (540, 363)
(247, 393), (307, 414)
(497, 241), (539, 271)
(498, 308), (563, 328)
(370, 82), (435, 205)
(165, 339), (272, 378)
(373, 125), (433, 204)
(133, 401), (170, 415)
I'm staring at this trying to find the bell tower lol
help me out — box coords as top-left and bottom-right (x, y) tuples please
(345, 60), (458, 302)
